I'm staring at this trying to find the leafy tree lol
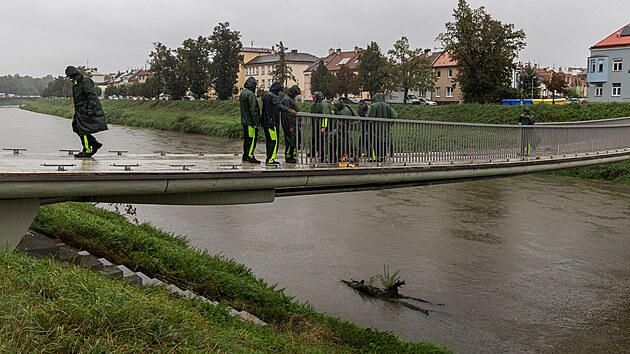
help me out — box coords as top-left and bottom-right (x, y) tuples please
(387, 37), (434, 103)
(272, 41), (296, 87)
(545, 72), (567, 103)
(519, 63), (540, 99)
(0, 74), (53, 96)
(358, 42), (388, 97)
(310, 59), (333, 98)
(40, 76), (72, 98)
(208, 22), (243, 100)
(149, 42), (186, 99)
(177, 36), (211, 99)
(143, 76), (162, 99)
(330, 65), (360, 98)
(437, 0), (526, 103)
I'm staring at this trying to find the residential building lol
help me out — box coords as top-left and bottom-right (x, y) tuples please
(241, 49), (318, 98)
(236, 47), (274, 92)
(303, 48), (362, 99)
(587, 22), (630, 102)
(432, 51), (462, 104)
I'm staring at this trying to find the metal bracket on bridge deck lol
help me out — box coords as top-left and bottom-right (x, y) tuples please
(109, 150), (128, 156)
(41, 163), (76, 171)
(59, 149), (80, 155)
(111, 164), (140, 171)
(154, 151), (168, 156)
(219, 164), (241, 170)
(3, 148), (26, 154)
(169, 164), (196, 171)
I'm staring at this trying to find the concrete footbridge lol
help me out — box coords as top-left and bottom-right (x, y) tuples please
(2, 113), (630, 250)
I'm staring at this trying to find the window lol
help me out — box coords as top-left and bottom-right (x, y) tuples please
(446, 87), (454, 97)
(338, 58), (350, 65)
(436, 70), (441, 78)
(435, 87), (441, 97)
(612, 83), (622, 96)
(590, 59), (596, 73)
(595, 84), (603, 96)
(246, 68), (251, 76)
(254, 67), (259, 75)
(598, 59), (604, 72)
(447, 69), (453, 78)
(261, 79), (265, 89)
(268, 65), (273, 74)
(613, 59), (623, 71)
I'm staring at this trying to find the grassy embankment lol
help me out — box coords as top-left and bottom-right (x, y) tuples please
(0, 202), (451, 353)
(23, 98), (630, 182)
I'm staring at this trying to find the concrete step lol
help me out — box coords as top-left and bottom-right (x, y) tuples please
(15, 231), (60, 259)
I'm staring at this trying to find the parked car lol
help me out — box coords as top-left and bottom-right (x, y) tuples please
(339, 97), (359, 104)
(414, 97), (437, 105)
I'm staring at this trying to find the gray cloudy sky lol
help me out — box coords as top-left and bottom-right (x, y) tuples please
(2, 0), (629, 77)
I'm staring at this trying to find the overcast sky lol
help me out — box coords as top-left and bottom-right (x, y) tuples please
(2, 0), (629, 77)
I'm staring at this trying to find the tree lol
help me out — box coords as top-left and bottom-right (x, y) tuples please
(358, 42), (388, 97)
(330, 65), (360, 98)
(545, 72), (567, 104)
(149, 42), (186, 99)
(208, 22), (243, 100)
(40, 76), (72, 98)
(310, 59), (333, 98)
(437, 0), (526, 103)
(272, 41), (296, 87)
(177, 36), (211, 99)
(519, 63), (540, 99)
(387, 37), (434, 103)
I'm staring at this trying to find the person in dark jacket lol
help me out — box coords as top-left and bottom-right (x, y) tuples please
(331, 100), (359, 162)
(261, 82), (296, 166)
(518, 107), (535, 156)
(279, 85), (301, 164)
(65, 66), (107, 158)
(366, 93), (397, 162)
(239, 77), (261, 163)
(310, 91), (333, 162)
(357, 99), (370, 159)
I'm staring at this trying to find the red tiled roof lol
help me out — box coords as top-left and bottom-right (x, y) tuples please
(304, 50), (361, 73)
(433, 52), (457, 67)
(591, 23), (630, 50)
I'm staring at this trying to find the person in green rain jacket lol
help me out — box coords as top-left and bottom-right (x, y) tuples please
(65, 66), (108, 158)
(366, 93), (397, 162)
(239, 77), (261, 164)
(310, 91), (333, 162)
(280, 85), (301, 164)
(332, 100), (359, 162)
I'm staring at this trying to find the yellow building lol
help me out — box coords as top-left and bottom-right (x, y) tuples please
(236, 47), (274, 92)
(432, 52), (463, 104)
(241, 49), (319, 97)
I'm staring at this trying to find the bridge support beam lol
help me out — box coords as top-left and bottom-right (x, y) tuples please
(0, 198), (39, 251)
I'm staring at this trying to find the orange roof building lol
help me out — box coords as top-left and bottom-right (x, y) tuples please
(587, 23), (630, 102)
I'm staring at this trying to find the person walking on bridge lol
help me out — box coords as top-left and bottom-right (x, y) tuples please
(65, 66), (107, 158)
(262, 82), (297, 166)
(310, 91), (333, 162)
(280, 85), (301, 164)
(332, 100), (359, 162)
(366, 92), (397, 162)
(239, 77), (261, 164)
(517, 107), (535, 156)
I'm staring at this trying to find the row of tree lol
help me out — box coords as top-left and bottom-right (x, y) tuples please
(0, 74), (53, 96)
(39, 0), (537, 104)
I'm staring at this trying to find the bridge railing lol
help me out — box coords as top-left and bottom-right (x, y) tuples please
(295, 112), (630, 165)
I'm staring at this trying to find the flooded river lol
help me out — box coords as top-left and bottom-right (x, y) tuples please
(3, 107), (629, 353)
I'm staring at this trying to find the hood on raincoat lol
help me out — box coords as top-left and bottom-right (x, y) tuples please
(287, 85), (301, 98)
(65, 66), (82, 79)
(334, 100), (345, 111)
(372, 92), (384, 103)
(270, 81), (284, 94)
(313, 91), (325, 103)
(244, 77), (257, 92)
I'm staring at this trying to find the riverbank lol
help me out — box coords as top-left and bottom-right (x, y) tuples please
(22, 98), (630, 183)
(0, 202), (450, 353)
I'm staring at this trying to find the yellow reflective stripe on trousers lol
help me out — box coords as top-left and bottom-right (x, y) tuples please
(322, 118), (328, 128)
(247, 126), (256, 157)
(83, 135), (92, 153)
(269, 127), (278, 161)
